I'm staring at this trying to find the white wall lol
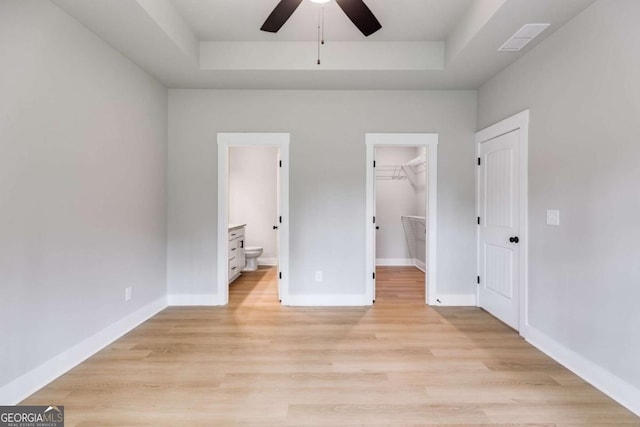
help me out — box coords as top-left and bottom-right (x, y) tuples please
(375, 147), (418, 262)
(229, 146), (278, 263)
(0, 0), (167, 390)
(478, 0), (640, 393)
(168, 90), (477, 300)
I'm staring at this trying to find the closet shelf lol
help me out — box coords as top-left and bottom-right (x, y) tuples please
(404, 154), (426, 174)
(402, 216), (427, 268)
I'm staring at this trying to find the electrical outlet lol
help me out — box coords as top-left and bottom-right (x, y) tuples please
(315, 271), (323, 282)
(125, 287), (132, 302)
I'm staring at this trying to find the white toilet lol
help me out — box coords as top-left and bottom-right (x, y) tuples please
(243, 246), (263, 271)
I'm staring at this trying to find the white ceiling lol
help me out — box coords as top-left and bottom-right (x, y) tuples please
(52, 0), (596, 89)
(170, 0), (473, 41)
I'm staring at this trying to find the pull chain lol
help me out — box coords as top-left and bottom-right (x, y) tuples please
(317, 8), (321, 65)
(321, 7), (325, 45)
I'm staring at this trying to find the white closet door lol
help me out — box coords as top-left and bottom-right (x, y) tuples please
(372, 152), (377, 300)
(478, 129), (521, 329)
(276, 149), (282, 299)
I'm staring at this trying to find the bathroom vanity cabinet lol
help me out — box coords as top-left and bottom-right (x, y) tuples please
(228, 224), (246, 284)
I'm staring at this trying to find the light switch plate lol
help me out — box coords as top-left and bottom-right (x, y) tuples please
(547, 210), (560, 226)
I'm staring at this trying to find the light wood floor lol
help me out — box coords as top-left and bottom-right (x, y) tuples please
(23, 266), (639, 425)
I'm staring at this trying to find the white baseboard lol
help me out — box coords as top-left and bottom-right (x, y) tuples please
(525, 326), (640, 417)
(258, 257), (277, 266)
(433, 294), (476, 306)
(285, 294), (370, 307)
(0, 296), (167, 405)
(376, 258), (427, 274)
(376, 258), (414, 266)
(167, 294), (223, 306)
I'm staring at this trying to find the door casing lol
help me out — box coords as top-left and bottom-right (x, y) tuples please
(217, 133), (290, 305)
(365, 133), (439, 305)
(475, 110), (529, 334)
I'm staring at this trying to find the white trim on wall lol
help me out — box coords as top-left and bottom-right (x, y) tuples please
(0, 297), (167, 405)
(376, 258), (414, 266)
(167, 294), (223, 306)
(475, 110), (529, 334)
(286, 294), (370, 307)
(257, 257), (278, 266)
(365, 133), (439, 305)
(434, 294), (476, 307)
(526, 326), (640, 417)
(376, 258), (426, 272)
(217, 133), (290, 306)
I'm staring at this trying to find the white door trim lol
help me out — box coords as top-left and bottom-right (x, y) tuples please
(365, 133), (439, 305)
(217, 133), (290, 305)
(475, 110), (529, 334)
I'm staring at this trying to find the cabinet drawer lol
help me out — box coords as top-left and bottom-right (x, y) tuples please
(229, 263), (239, 279)
(229, 228), (245, 241)
(229, 239), (238, 254)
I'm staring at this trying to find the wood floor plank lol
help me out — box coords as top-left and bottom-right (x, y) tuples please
(286, 403), (490, 425)
(21, 266), (639, 426)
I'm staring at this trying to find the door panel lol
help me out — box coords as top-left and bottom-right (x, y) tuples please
(485, 148), (514, 228)
(478, 129), (520, 330)
(485, 244), (513, 299)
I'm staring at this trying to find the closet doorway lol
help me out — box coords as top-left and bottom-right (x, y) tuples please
(365, 134), (438, 305)
(217, 133), (290, 306)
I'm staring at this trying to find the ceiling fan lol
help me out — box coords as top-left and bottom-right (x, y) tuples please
(261, 0), (382, 37)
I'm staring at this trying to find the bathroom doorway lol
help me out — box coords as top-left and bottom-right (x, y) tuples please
(365, 134), (438, 305)
(217, 133), (290, 306)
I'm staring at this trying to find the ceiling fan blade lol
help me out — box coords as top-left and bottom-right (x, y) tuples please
(261, 0), (304, 33)
(335, 0), (381, 37)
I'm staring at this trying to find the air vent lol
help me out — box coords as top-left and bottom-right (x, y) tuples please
(499, 23), (550, 52)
